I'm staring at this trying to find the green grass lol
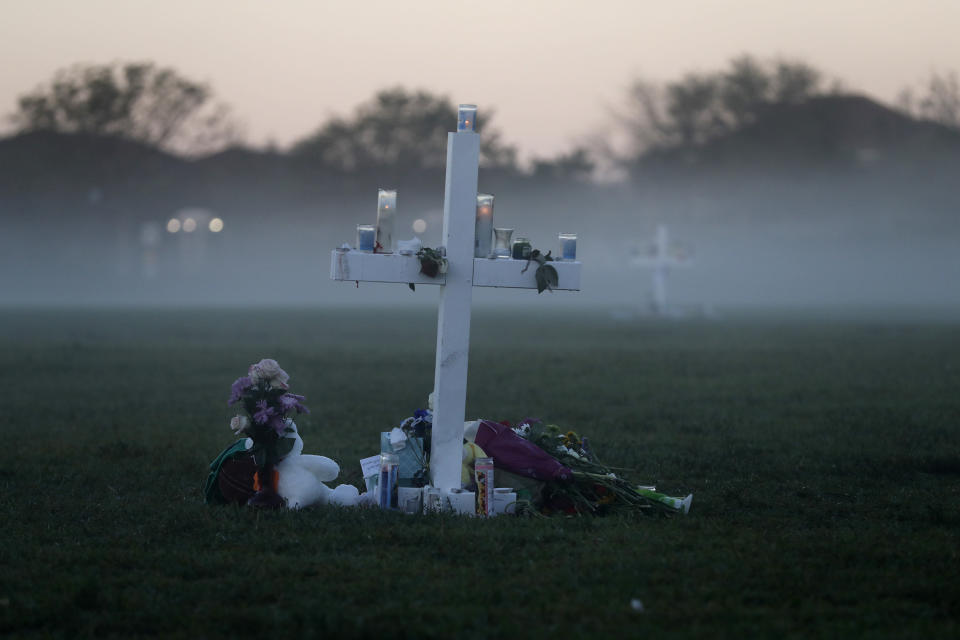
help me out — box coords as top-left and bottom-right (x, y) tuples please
(1, 307), (958, 638)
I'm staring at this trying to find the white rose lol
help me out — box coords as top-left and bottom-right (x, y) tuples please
(249, 358), (290, 389)
(230, 414), (250, 436)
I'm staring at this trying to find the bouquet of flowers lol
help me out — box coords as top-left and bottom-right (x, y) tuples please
(501, 420), (690, 516)
(227, 358), (310, 507)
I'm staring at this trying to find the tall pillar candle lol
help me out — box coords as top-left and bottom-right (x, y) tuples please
(475, 194), (494, 257)
(376, 189), (396, 252)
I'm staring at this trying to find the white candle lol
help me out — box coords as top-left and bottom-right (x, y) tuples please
(376, 189), (396, 252)
(475, 193), (494, 257)
(559, 233), (577, 260)
(356, 224), (375, 252)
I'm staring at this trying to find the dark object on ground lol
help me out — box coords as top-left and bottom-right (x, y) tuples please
(218, 456), (257, 504)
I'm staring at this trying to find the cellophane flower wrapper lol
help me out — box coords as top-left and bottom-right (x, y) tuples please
(507, 420), (678, 516)
(474, 420), (573, 482)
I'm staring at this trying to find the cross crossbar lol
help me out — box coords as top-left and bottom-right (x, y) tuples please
(330, 252), (582, 290)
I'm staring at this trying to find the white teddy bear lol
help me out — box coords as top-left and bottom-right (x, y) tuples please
(244, 421), (360, 509)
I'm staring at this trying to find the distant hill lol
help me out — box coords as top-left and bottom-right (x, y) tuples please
(2, 96), (958, 229)
(0, 131), (189, 222)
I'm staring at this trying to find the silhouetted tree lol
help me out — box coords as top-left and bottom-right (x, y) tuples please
(895, 71), (960, 129)
(919, 71), (960, 129)
(8, 62), (240, 155)
(721, 55), (771, 127)
(618, 55), (827, 162)
(291, 87), (517, 177)
(771, 60), (823, 104)
(666, 73), (727, 146)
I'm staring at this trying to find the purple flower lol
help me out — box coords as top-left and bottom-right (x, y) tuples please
(228, 376), (253, 405)
(279, 393), (310, 415)
(253, 399), (276, 425)
(268, 414), (287, 436)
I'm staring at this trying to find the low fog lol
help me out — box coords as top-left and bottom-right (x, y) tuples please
(2, 170), (957, 312)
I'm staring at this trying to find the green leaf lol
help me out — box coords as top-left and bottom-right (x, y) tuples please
(536, 264), (559, 294)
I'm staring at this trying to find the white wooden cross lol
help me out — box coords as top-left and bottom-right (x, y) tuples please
(630, 224), (693, 315)
(331, 108), (581, 495)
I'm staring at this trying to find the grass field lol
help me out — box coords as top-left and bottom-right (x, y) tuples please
(1, 307), (958, 638)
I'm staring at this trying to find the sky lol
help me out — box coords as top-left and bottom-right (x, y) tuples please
(2, 0), (959, 161)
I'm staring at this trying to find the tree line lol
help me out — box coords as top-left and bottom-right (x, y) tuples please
(6, 57), (959, 181)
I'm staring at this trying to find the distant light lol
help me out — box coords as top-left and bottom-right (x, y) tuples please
(412, 219), (427, 234)
(182, 217), (197, 233)
(166, 218), (181, 233)
(209, 217), (224, 233)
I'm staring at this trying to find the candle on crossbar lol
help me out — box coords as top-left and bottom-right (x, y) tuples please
(375, 189), (396, 253)
(356, 224), (375, 252)
(559, 233), (577, 260)
(475, 194), (494, 257)
(494, 227), (513, 257)
(457, 104), (477, 132)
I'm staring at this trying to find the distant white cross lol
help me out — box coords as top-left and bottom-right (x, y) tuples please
(331, 111), (582, 494)
(631, 224), (693, 315)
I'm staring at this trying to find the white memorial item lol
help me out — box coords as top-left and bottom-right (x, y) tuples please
(475, 194), (494, 257)
(375, 189), (396, 252)
(261, 422), (361, 509)
(446, 488), (476, 514)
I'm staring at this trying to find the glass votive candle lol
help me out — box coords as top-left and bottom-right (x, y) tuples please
(475, 194), (494, 257)
(512, 236), (532, 260)
(458, 104), (477, 132)
(356, 224), (375, 252)
(493, 227), (513, 258)
(559, 233), (577, 260)
(378, 453), (399, 510)
(376, 189), (396, 252)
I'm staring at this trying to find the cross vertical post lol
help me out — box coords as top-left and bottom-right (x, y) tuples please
(430, 130), (480, 491)
(631, 224), (693, 316)
(330, 104), (582, 508)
